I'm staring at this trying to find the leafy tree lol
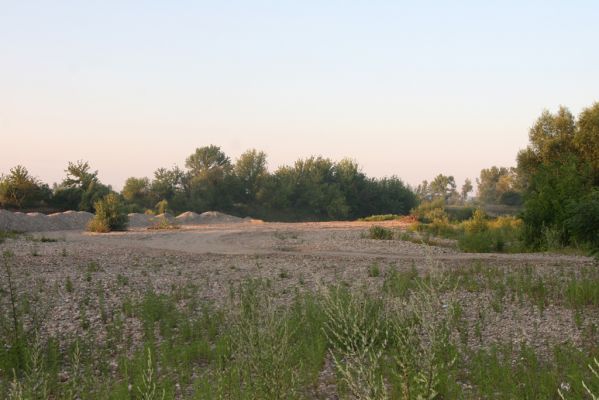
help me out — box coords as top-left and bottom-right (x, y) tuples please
(429, 174), (457, 202)
(574, 102), (599, 182)
(461, 178), (473, 203)
(476, 166), (520, 205)
(122, 177), (154, 210)
(516, 107), (577, 190)
(150, 166), (185, 203)
(185, 146), (234, 212)
(234, 149), (268, 204)
(56, 160), (110, 211)
(518, 103), (599, 250)
(415, 180), (430, 201)
(185, 145), (232, 178)
(0, 166), (50, 209)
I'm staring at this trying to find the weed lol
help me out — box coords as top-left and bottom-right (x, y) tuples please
(368, 226), (394, 240)
(368, 263), (381, 278)
(65, 277), (74, 293)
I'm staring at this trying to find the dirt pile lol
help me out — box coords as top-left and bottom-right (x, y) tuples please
(0, 209), (93, 232)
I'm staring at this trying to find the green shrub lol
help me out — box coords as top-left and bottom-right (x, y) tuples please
(458, 230), (506, 253)
(445, 206), (475, 222)
(411, 199), (446, 223)
(368, 226), (394, 240)
(359, 214), (403, 222)
(87, 193), (128, 233)
(155, 199), (169, 215)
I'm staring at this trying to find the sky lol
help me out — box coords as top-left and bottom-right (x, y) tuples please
(1, 1), (598, 190)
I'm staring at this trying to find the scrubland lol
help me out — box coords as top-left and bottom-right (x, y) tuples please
(1, 221), (598, 399)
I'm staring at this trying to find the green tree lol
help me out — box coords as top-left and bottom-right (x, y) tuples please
(150, 167), (185, 204)
(185, 146), (234, 212)
(0, 166), (50, 209)
(476, 166), (520, 205)
(122, 177), (154, 210)
(517, 107), (577, 189)
(461, 178), (473, 203)
(574, 102), (599, 182)
(518, 104), (599, 250)
(55, 160), (110, 211)
(429, 174), (457, 202)
(234, 149), (268, 204)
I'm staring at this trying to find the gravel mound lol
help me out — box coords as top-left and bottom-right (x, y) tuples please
(0, 209), (93, 232)
(0, 209), (255, 232)
(127, 213), (155, 228)
(175, 211), (244, 225)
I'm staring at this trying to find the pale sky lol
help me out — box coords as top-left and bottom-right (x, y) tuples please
(1, 1), (598, 190)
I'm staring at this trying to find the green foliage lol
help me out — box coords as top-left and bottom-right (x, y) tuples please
(444, 206), (475, 222)
(565, 189), (599, 249)
(359, 214), (403, 222)
(52, 160), (110, 212)
(368, 226), (394, 240)
(155, 199), (169, 215)
(517, 103), (599, 251)
(0, 166), (51, 209)
(87, 193), (128, 232)
(122, 177), (155, 210)
(477, 166), (521, 205)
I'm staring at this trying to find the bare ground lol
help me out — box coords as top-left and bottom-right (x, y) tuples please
(1, 220), (597, 383)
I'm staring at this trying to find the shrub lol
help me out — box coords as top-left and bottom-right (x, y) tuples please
(87, 193), (128, 232)
(411, 199), (446, 223)
(359, 214), (403, 222)
(155, 199), (169, 215)
(368, 226), (394, 240)
(458, 230), (506, 253)
(445, 206), (475, 222)
(462, 209), (488, 234)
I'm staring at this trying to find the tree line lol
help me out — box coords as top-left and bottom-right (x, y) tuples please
(0, 148), (418, 221)
(2, 101), (598, 249)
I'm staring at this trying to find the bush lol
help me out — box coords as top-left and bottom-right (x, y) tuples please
(87, 193), (128, 232)
(368, 226), (394, 240)
(458, 230), (506, 253)
(445, 206), (475, 222)
(359, 214), (403, 222)
(411, 199), (446, 223)
(155, 199), (169, 215)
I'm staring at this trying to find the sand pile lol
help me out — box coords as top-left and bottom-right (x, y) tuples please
(0, 209), (93, 232)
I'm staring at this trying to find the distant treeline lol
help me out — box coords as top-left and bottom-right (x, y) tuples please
(0, 149), (418, 221)
(2, 101), (598, 248)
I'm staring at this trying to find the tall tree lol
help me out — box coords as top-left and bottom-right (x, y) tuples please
(461, 178), (473, 202)
(429, 174), (457, 202)
(234, 149), (268, 204)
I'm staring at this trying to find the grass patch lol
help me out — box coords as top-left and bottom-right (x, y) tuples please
(359, 214), (404, 222)
(367, 225), (394, 240)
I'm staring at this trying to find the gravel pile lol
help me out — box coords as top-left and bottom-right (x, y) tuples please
(0, 209), (253, 232)
(0, 209), (93, 232)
